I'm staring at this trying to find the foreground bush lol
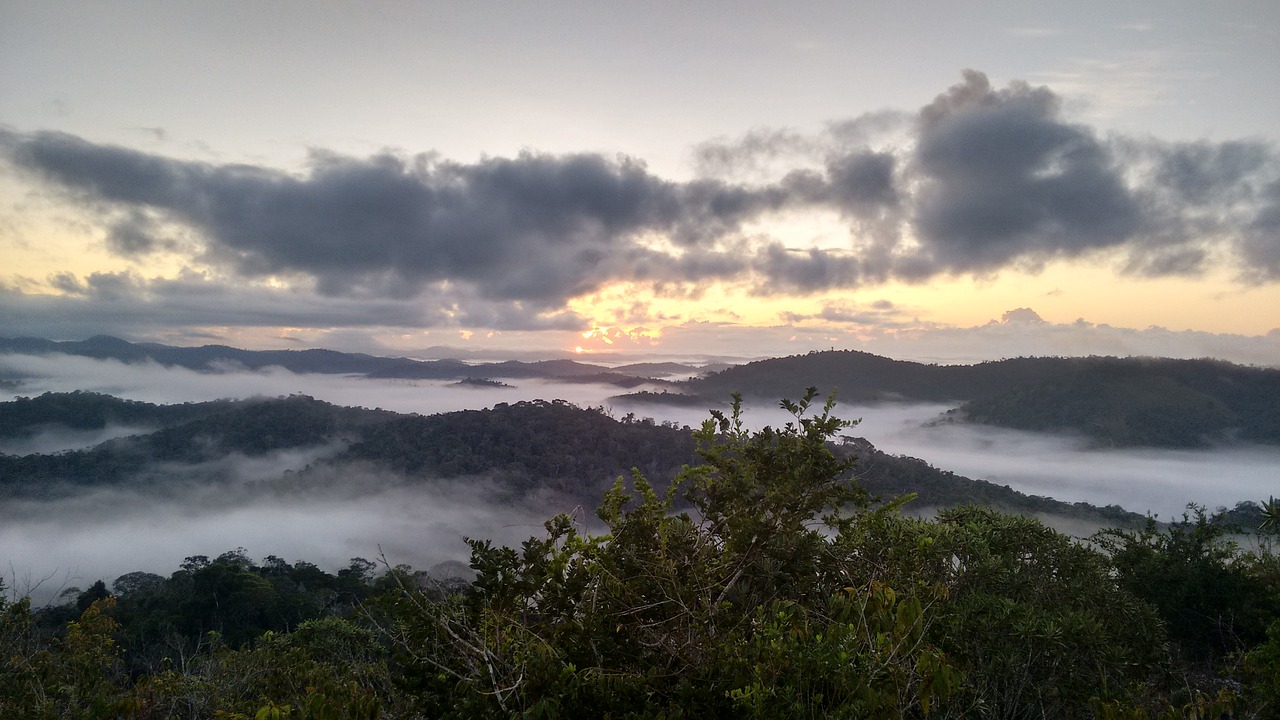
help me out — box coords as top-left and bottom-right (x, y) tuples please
(388, 391), (1187, 718)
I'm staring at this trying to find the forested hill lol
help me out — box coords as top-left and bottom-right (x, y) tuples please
(0, 391), (1149, 525)
(0, 394), (395, 494)
(678, 351), (1280, 448)
(8, 336), (1279, 447)
(0, 391), (223, 437)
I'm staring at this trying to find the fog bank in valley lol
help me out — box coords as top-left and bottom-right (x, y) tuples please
(2, 471), (568, 606)
(4, 352), (1277, 603)
(0, 424), (155, 456)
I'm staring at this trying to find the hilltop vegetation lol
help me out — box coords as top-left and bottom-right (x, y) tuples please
(3, 392), (1278, 718)
(954, 357), (1280, 447)
(677, 351), (1280, 448)
(0, 394), (393, 496)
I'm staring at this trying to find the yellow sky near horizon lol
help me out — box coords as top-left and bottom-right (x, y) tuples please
(8, 211), (1278, 340)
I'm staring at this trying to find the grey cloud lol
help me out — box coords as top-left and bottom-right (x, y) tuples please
(825, 110), (912, 148)
(917, 69), (1057, 132)
(817, 306), (907, 327)
(998, 308), (1046, 325)
(823, 151), (899, 214)
(1122, 246), (1208, 277)
(751, 243), (865, 294)
(105, 210), (166, 255)
(48, 271), (85, 295)
(691, 71), (1280, 285)
(692, 128), (815, 179)
(0, 272), (588, 339)
(4, 68), (1280, 321)
(660, 248), (753, 285)
(692, 110), (910, 180)
(776, 300), (917, 330)
(2, 132), (787, 306)
(1155, 140), (1271, 205)
(666, 179), (795, 246)
(1112, 136), (1278, 278)
(909, 71), (1142, 272)
(1240, 180), (1280, 280)
(83, 271), (140, 301)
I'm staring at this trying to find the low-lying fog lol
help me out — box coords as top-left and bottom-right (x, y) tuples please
(4, 352), (1277, 603)
(1, 475), (567, 605)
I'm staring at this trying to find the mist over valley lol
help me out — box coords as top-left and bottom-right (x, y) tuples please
(3, 339), (1277, 605)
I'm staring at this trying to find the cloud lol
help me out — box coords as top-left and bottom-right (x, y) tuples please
(3, 69), (1279, 331)
(1240, 179), (1280, 280)
(1, 132), (793, 306)
(104, 209), (169, 255)
(999, 307), (1046, 325)
(909, 70), (1143, 273)
(0, 271), (589, 339)
(860, 310), (1280, 367)
(693, 71), (1280, 285)
(692, 127), (817, 179)
(750, 243), (867, 294)
(824, 150), (899, 214)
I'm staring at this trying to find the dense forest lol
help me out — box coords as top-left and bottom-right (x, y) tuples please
(679, 351), (1280, 448)
(3, 390), (1279, 718)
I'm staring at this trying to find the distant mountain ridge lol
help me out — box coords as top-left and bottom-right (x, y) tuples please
(0, 335), (693, 385)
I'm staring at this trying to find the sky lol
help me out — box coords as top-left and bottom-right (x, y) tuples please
(2, 1), (1279, 364)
